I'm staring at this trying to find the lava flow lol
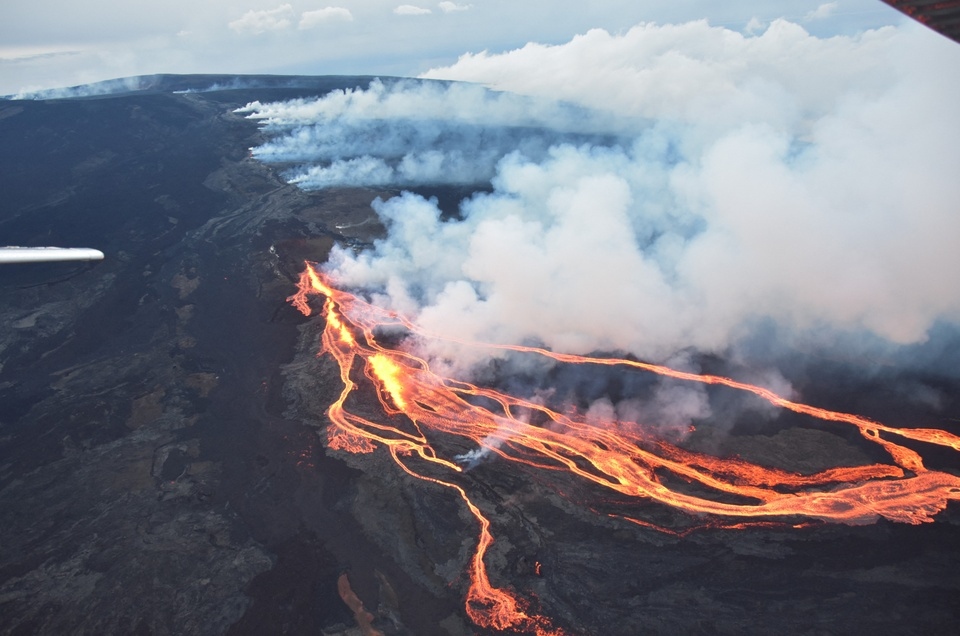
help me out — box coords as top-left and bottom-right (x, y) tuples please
(289, 263), (960, 634)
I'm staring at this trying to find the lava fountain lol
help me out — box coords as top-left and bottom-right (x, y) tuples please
(290, 263), (960, 634)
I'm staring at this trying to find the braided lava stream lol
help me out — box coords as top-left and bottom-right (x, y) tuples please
(290, 263), (960, 635)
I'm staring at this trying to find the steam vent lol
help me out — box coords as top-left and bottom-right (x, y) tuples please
(883, 0), (960, 42)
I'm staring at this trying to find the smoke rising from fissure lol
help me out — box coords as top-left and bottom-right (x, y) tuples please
(244, 19), (960, 401)
(236, 78), (633, 188)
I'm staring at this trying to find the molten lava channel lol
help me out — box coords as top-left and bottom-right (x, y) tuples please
(289, 263), (960, 635)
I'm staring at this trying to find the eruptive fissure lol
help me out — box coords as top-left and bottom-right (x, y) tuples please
(290, 263), (960, 634)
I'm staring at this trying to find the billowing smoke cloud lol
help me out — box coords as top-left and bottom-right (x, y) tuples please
(236, 78), (631, 187)
(244, 19), (960, 390)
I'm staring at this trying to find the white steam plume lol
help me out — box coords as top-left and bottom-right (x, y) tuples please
(244, 20), (960, 374)
(11, 76), (145, 100)
(236, 78), (630, 188)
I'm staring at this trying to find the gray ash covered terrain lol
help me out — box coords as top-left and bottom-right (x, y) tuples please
(1, 75), (959, 635)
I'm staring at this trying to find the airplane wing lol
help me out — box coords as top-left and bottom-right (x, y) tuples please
(882, 1), (960, 44)
(0, 247), (105, 264)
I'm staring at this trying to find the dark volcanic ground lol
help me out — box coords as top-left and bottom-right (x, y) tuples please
(1, 75), (959, 636)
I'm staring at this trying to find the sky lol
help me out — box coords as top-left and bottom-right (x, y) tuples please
(1, 1), (912, 96)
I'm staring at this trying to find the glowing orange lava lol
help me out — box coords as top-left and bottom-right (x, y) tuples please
(290, 263), (960, 634)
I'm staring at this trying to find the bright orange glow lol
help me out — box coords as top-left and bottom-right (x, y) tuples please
(369, 353), (408, 410)
(292, 262), (960, 634)
(337, 573), (384, 636)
